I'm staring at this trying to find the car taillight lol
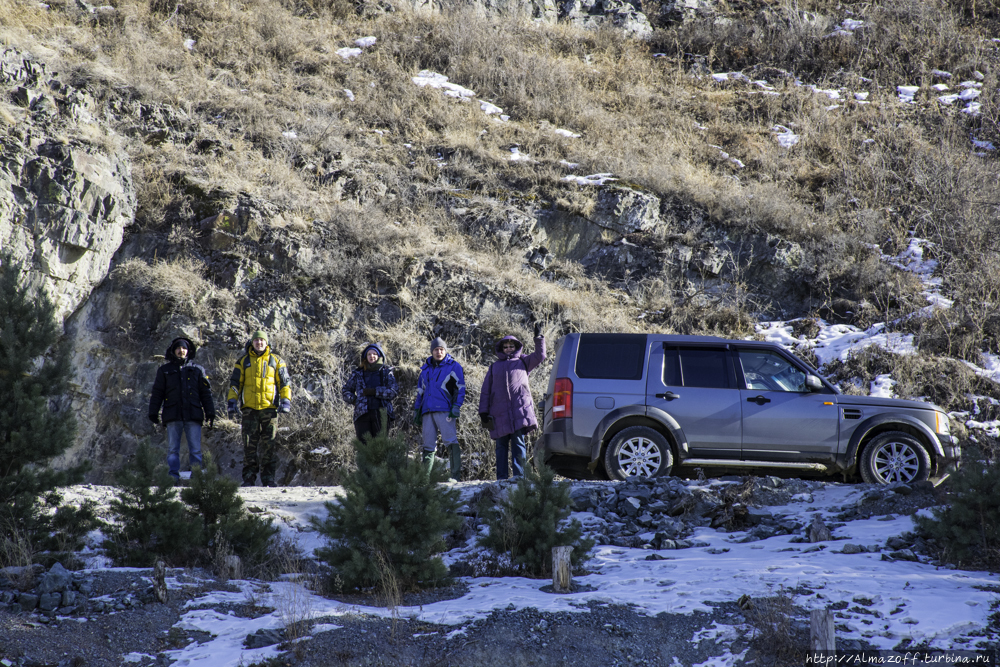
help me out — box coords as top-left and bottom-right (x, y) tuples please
(552, 377), (573, 419)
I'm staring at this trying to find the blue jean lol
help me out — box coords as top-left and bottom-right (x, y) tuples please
(496, 428), (527, 480)
(166, 421), (203, 480)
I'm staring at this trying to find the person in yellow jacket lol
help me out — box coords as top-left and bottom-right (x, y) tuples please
(226, 331), (292, 487)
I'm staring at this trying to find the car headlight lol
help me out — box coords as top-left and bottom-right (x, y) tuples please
(935, 411), (951, 435)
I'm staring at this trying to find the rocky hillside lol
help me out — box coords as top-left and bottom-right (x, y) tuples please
(1, 0), (999, 483)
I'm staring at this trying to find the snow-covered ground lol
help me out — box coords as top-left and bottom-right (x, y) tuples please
(64, 480), (999, 667)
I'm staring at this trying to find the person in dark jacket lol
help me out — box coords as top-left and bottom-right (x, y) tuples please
(478, 323), (546, 480)
(342, 342), (399, 441)
(148, 337), (216, 482)
(414, 337), (466, 480)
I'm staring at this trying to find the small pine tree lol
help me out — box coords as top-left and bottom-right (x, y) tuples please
(0, 254), (94, 555)
(105, 440), (203, 566)
(914, 461), (1000, 569)
(181, 451), (278, 568)
(311, 419), (462, 591)
(478, 463), (594, 576)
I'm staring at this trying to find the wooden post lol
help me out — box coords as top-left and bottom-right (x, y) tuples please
(153, 560), (168, 603)
(810, 608), (836, 652)
(552, 546), (573, 593)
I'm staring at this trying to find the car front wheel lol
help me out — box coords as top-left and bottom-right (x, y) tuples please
(604, 426), (673, 481)
(859, 431), (931, 484)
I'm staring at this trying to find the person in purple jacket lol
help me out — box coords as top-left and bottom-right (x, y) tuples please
(478, 322), (547, 480)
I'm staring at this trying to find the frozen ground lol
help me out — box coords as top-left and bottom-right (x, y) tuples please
(52, 479), (1000, 667)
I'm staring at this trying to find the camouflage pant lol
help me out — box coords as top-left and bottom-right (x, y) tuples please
(242, 408), (278, 485)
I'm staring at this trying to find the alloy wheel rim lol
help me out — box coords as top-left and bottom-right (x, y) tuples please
(619, 437), (662, 477)
(873, 441), (919, 483)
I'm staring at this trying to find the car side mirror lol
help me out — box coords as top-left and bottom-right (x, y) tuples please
(805, 375), (823, 392)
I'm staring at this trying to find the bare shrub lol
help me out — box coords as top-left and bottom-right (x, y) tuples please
(276, 576), (315, 645)
(212, 531), (240, 583)
(710, 477), (760, 531)
(371, 548), (402, 639)
(255, 534), (311, 583)
(822, 345), (998, 412)
(0, 524), (36, 591)
(739, 589), (808, 666)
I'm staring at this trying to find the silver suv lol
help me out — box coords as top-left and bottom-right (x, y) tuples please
(535, 333), (960, 485)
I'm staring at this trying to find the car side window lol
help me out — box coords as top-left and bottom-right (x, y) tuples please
(737, 349), (808, 392)
(664, 347), (731, 389)
(577, 334), (646, 380)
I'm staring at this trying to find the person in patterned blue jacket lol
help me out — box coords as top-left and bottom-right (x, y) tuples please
(414, 337), (466, 480)
(342, 342), (399, 442)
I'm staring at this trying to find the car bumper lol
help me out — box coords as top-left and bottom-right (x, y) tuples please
(536, 421), (591, 462)
(938, 433), (960, 461)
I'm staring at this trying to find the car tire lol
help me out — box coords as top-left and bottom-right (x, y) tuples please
(604, 426), (673, 481)
(859, 431), (931, 485)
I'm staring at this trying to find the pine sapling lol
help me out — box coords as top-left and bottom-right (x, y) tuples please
(311, 418), (462, 591)
(181, 451), (278, 569)
(105, 440), (202, 566)
(0, 253), (93, 556)
(478, 462), (593, 576)
(914, 460), (1000, 569)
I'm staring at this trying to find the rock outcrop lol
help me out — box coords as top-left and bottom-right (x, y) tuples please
(0, 48), (136, 324)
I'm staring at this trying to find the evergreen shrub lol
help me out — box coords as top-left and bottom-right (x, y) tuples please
(477, 463), (593, 576)
(105, 440), (202, 566)
(0, 254), (96, 560)
(181, 451), (279, 569)
(914, 460), (1000, 569)
(311, 419), (461, 591)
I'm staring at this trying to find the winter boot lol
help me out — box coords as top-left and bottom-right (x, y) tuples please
(448, 442), (462, 481)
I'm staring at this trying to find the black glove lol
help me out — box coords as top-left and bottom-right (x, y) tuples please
(227, 399), (238, 419)
(479, 413), (495, 430)
(362, 388), (376, 396)
(206, 416), (215, 430)
(148, 413), (159, 425)
(533, 322), (542, 338)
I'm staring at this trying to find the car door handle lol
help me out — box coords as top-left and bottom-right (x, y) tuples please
(656, 392), (680, 401)
(747, 395), (771, 405)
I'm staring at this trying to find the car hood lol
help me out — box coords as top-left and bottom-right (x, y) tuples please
(836, 394), (940, 411)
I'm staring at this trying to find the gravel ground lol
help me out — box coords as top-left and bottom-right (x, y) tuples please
(0, 570), (226, 667)
(0, 582), (749, 667)
(288, 601), (748, 667)
(0, 479), (952, 667)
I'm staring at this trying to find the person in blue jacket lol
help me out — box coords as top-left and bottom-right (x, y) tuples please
(342, 342), (399, 441)
(414, 337), (465, 480)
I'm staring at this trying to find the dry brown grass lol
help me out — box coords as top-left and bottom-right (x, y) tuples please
(113, 256), (236, 321)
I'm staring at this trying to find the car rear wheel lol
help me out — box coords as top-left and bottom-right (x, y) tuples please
(604, 426), (673, 481)
(859, 431), (931, 484)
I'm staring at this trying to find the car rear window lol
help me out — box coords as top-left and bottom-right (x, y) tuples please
(576, 334), (646, 380)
